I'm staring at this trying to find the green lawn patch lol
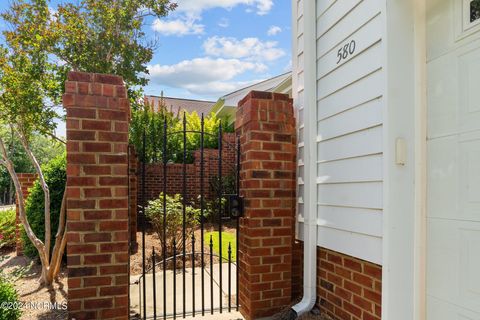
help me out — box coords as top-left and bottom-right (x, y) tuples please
(204, 231), (236, 262)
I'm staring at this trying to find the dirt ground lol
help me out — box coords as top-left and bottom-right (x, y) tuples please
(0, 248), (68, 320)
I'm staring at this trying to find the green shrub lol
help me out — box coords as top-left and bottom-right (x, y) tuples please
(129, 102), (234, 164)
(22, 154), (66, 260)
(145, 193), (200, 257)
(0, 208), (16, 249)
(204, 175), (236, 222)
(0, 277), (21, 320)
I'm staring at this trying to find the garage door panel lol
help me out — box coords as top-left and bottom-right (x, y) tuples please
(428, 134), (480, 222)
(427, 295), (480, 320)
(427, 54), (458, 139)
(427, 219), (480, 313)
(459, 136), (480, 220)
(427, 2), (480, 318)
(427, 136), (459, 219)
(459, 45), (480, 133)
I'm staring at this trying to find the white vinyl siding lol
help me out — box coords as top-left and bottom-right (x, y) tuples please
(315, 0), (384, 265)
(295, 0), (384, 265)
(293, 0), (306, 232)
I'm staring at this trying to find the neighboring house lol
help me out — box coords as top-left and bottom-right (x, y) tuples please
(292, 1), (480, 320)
(211, 72), (292, 125)
(145, 95), (215, 116)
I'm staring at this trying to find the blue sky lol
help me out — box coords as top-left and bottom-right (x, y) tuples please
(0, 0), (292, 102)
(0, 1), (291, 136)
(144, 0), (292, 101)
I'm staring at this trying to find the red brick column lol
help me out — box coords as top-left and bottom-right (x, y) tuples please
(235, 91), (296, 319)
(15, 173), (38, 256)
(64, 71), (130, 320)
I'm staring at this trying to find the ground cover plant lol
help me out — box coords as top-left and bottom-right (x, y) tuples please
(204, 231), (237, 262)
(0, 208), (16, 249)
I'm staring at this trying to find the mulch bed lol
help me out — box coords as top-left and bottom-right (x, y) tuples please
(0, 248), (68, 320)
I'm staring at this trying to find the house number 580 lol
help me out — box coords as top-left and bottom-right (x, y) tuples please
(336, 40), (356, 64)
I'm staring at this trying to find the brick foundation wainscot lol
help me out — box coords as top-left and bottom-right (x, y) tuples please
(292, 242), (382, 320)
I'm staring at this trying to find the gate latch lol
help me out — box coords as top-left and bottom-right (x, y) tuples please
(227, 194), (244, 219)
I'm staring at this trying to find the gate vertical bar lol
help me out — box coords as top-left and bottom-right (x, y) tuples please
(209, 235), (214, 314)
(163, 118), (168, 320)
(173, 239), (177, 319)
(236, 136), (240, 311)
(152, 247), (157, 319)
(200, 114), (205, 316)
(217, 122), (223, 313)
(182, 113), (187, 318)
(142, 131), (147, 319)
(191, 234), (195, 317)
(228, 243), (232, 312)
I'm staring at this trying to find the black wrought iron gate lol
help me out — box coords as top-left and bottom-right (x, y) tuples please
(133, 114), (242, 319)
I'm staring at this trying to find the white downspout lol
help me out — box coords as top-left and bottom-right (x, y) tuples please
(291, 0), (317, 317)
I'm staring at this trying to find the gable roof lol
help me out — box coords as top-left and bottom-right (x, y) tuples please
(145, 96), (216, 116)
(219, 72), (292, 109)
(210, 72), (293, 124)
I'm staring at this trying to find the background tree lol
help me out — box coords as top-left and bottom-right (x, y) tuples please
(129, 99), (235, 164)
(0, 0), (174, 286)
(0, 132), (64, 205)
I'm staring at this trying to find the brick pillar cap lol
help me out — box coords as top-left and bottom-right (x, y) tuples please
(238, 90), (291, 108)
(67, 71), (124, 85)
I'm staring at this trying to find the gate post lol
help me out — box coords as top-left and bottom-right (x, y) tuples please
(64, 72), (130, 320)
(236, 91), (296, 319)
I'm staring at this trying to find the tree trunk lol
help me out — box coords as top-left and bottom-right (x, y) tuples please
(19, 134), (52, 259)
(0, 135), (66, 287)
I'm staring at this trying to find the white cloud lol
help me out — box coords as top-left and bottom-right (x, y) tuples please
(148, 58), (267, 95)
(152, 18), (204, 36)
(267, 25), (282, 36)
(218, 18), (230, 28)
(203, 36), (285, 62)
(152, 0), (273, 37)
(175, 0), (273, 16)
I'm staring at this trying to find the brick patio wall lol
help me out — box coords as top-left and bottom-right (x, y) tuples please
(15, 173), (38, 256)
(236, 91), (296, 320)
(136, 132), (236, 207)
(64, 71), (130, 320)
(292, 242), (382, 320)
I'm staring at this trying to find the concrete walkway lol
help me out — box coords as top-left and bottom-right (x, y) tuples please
(130, 263), (243, 319)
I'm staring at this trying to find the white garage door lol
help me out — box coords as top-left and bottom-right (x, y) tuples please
(427, 0), (480, 319)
